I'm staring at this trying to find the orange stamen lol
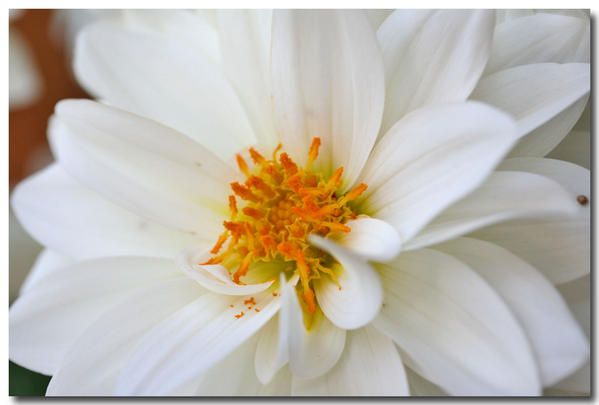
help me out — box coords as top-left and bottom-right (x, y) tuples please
(204, 137), (366, 318)
(233, 252), (254, 283)
(236, 154), (250, 176)
(243, 207), (264, 219)
(228, 195), (238, 218)
(280, 153), (298, 175)
(307, 137), (321, 165)
(210, 231), (229, 254)
(341, 183), (368, 203)
(249, 148), (266, 165)
(231, 182), (260, 202)
(328, 167), (344, 188)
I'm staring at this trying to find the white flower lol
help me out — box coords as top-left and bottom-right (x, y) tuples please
(10, 10), (590, 396)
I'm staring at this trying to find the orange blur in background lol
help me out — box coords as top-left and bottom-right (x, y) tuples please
(9, 9), (89, 189)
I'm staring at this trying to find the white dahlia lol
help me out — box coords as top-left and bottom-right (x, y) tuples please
(10, 10), (590, 396)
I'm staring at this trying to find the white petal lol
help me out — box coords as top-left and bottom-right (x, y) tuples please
(374, 249), (541, 395)
(435, 238), (589, 387)
(178, 250), (273, 296)
(548, 129), (591, 169)
(256, 274), (345, 382)
(359, 102), (518, 243)
(119, 10), (221, 64)
(50, 100), (234, 237)
(285, 279), (346, 379)
(74, 22), (255, 159)
(116, 287), (285, 395)
(552, 276), (591, 394)
(366, 9), (392, 29)
(254, 274), (292, 384)
(486, 14), (589, 74)
(335, 216), (401, 262)
(20, 249), (73, 295)
(292, 326), (409, 396)
(193, 336), (264, 396)
(9, 257), (181, 375)
(259, 367), (292, 395)
(405, 170), (579, 250)
(472, 158), (590, 284)
(271, 10), (384, 190)
(405, 368), (446, 396)
(309, 235), (382, 330)
(381, 10), (494, 131)
(471, 63), (590, 157)
(216, 10), (278, 150)
(11, 164), (210, 260)
(46, 277), (202, 395)
(255, 317), (288, 385)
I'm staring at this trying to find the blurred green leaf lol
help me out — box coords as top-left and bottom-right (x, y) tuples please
(9, 361), (50, 397)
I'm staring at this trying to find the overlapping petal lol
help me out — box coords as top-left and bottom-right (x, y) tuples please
(471, 63), (590, 157)
(309, 236), (383, 330)
(292, 326), (409, 396)
(472, 158), (590, 285)
(405, 170), (578, 250)
(74, 21), (255, 158)
(379, 10), (494, 131)
(436, 238), (589, 386)
(486, 13), (589, 74)
(12, 164), (210, 260)
(270, 10), (385, 190)
(46, 277), (203, 395)
(359, 102), (518, 243)
(49, 100), (234, 237)
(10, 257), (185, 375)
(374, 249), (541, 395)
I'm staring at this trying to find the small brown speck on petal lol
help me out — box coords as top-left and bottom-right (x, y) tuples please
(577, 195), (589, 206)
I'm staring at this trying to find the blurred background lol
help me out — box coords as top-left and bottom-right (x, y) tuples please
(9, 9), (90, 395)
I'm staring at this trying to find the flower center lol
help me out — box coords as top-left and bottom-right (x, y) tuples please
(203, 138), (367, 313)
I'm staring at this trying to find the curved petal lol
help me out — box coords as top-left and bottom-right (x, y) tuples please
(115, 284), (287, 395)
(486, 14), (589, 74)
(405, 170), (579, 250)
(309, 235), (382, 330)
(471, 63), (590, 157)
(405, 368), (446, 396)
(271, 10), (384, 190)
(373, 249), (541, 395)
(11, 164), (210, 260)
(254, 317), (288, 385)
(292, 326), (409, 396)
(259, 367), (292, 395)
(178, 250), (273, 296)
(255, 274), (345, 382)
(552, 276), (591, 394)
(435, 238), (589, 387)
(193, 336), (264, 396)
(19, 249), (73, 295)
(548, 129), (591, 169)
(49, 100), (233, 237)
(74, 22), (255, 159)
(9, 257), (182, 375)
(472, 158), (590, 285)
(46, 277), (203, 395)
(334, 216), (401, 262)
(359, 102), (518, 243)
(216, 10), (277, 150)
(380, 10), (495, 132)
